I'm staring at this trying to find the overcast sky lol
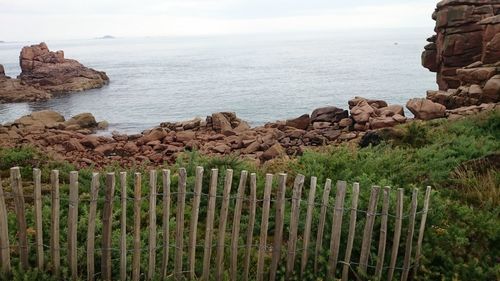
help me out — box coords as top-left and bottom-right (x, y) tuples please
(0, 0), (438, 41)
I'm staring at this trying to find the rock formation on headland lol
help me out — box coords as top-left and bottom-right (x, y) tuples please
(0, 42), (109, 103)
(0, 63), (51, 103)
(422, 0), (500, 108)
(19, 42), (109, 93)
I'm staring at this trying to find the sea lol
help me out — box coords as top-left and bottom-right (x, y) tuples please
(0, 29), (436, 134)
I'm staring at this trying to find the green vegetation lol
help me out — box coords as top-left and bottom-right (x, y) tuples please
(0, 110), (499, 280)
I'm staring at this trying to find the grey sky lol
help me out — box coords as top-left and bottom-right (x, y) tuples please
(0, 0), (438, 41)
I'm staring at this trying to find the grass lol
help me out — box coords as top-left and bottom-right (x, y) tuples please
(0, 109), (499, 280)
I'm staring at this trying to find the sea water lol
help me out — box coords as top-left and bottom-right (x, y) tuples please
(0, 29), (435, 133)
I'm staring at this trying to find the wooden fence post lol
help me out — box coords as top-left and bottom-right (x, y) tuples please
(68, 171), (79, 280)
(33, 168), (44, 269)
(161, 170), (171, 279)
(119, 172), (127, 281)
(375, 186), (391, 279)
(188, 167), (204, 279)
(243, 173), (257, 281)
(413, 186), (432, 279)
(269, 173), (287, 281)
(341, 182), (360, 281)
(327, 181), (347, 279)
(102, 173), (116, 281)
(215, 169), (234, 280)
(148, 170), (158, 280)
(358, 186), (380, 277)
(202, 169), (218, 280)
(50, 170), (60, 275)
(174, 168), (187, 280)
(87, 173), (100, 281)
(300, 176), (316, 277)
(11, 167), (28, 269)
(401, 188), (418, 281)
(230, 170), (248, 281)
(132, 173), (142, 281)
(256, 174), (273, 281)
(387, 188), (404, 281)
(286, 174), (305, 278)
(0, 175), (11, 273)
(315, 179), (332, 273)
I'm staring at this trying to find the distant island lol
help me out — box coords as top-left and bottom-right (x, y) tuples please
(0, 41), (4, 43)
(96, 35), (115, 39)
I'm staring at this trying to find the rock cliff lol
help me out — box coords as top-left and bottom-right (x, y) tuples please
(422, 0), (500, 108)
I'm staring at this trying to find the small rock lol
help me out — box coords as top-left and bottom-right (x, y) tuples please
(243, 141), (261, 154)
(140, 128), (167, 144)
(261, 143), (285, 161)
(339, 132), (357, 141)
(211, 143), (231, 154)
(393, 114), (407, 123)
(63, 139), (85, 152)
(338, 118), (353, 128)
(310, 106), (348, 123)
(97, 121), (109, 130)
(80, 135), (100, 148)
(312, 122), (331, 130)
(94, 143), (116, 155)
(285, 114), (310, 130)
(176, 131), (196, 142)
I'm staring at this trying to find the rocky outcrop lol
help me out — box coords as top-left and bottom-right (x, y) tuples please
(406, 98), (446, 120)
(19, 42), (109, 93)
(422, 1), (500, 108)
(0, 43), (109, 103)
(422, 1), (500, 90)
(11, 111), (107, 132)
(349, 97), (407, 130)
(0, 75), (51, 103)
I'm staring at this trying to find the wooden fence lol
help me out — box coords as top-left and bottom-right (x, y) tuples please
(0, 166), (432, 280)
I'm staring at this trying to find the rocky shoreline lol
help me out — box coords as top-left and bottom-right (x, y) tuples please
(1, 96), (498, 168)
(0, 42), (109, 103)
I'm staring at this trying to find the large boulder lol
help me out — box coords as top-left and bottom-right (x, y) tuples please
(377, 105), (405, 117)
(140, 128), (168, 144)
(406, 98), (446, 120)
(211, 112), (233, 133)
(63, 113), (97, 129)
(261, 143), (285, 161)
(350, 100), (375, 124)
(0, 64), (4, 77)
(348, 97), (388, 110)
(310, 106), (348, 123)
(19, 42), (109, 93)
(482, 75), (500, 102)
(456, 67), (496, 85)
(14, 110), (65, 128)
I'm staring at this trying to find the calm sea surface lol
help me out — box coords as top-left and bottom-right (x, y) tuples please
(0, 29), (435, 133)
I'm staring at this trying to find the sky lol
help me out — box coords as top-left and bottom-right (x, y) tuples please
(0, 0), (438, 41)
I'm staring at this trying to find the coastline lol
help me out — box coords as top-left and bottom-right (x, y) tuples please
(1, 98), (497, 168)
